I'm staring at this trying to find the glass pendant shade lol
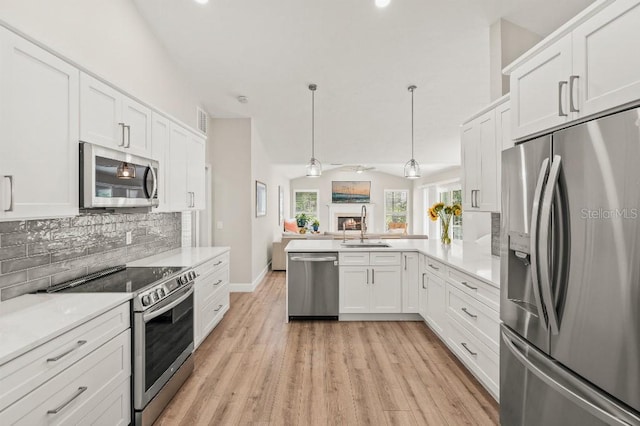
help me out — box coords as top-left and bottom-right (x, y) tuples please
(306, 157), (322, 177)
(116, 162), (136, 179)
(404, 158), (420, 179)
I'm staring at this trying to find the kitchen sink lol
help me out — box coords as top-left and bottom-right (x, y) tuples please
(340, 241), (391, 248)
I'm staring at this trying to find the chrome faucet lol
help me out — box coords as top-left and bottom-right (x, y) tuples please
(360, 205), (367, 242)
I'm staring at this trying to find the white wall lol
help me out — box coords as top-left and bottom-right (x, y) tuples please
(290, 169), (414, 234)
(0, 0), (202, 128)
(209, 118), (252, 284)
(412, 166), (461, 235)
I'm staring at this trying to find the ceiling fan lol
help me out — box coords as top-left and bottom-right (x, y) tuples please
(331, 164), (376, 174)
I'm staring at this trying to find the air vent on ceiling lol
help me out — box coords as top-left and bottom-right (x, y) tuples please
(197, 107), (208, 135)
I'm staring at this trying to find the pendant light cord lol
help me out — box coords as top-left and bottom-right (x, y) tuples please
(411, 87), (414, 159)
(311, 88), (315, 158)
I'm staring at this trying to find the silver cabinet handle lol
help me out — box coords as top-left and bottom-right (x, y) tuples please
(214, 279), (223, 286)
(213, 304), (223, 312)
(404, 255), (407, 270)
(569, 75), (580, 113)
(214, 260), (223, 266)
(125, 125), (131, 148)
(470, 190), (475, 208)
(47, 386), (88, 414)
(3, 175), (14, 212)
(558, 81), (568, 117)
(366, 268), (369, 285)
(372, 268), (375, 284)
(192, 192), (196, 207)
(47, 340), (87, 362)
(460, 281), (477, 291)
(461, 342), (477, 356)
(422, 273), (426, 289)
(429, 264), (439, 271)
(461, 307), (477, 318)
(118, 122), (126, 147)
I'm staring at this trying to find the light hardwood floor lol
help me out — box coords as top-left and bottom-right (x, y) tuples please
(155, 271), (499, 426)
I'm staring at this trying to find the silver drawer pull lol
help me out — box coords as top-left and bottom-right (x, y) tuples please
(47, 386), (87, 414)
(47, 340), (87, 362)
(429, 264), (440, 271)
(460, 281), (477, 291)
(461, 307), (477, 318)
(461, 342), (477, 356)
(214, 279), (223, 286)
(214, 261), (223, 266)
(214, 304), (224, 312)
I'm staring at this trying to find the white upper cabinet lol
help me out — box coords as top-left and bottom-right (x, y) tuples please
(572, 0), (640, 117)
(509, 35), (573, 140)
(151, 113), (171, 212)
(168, 123), (190, 211)
(0, 27), (79, 220)
(80, 73), (152, 157)
(506, 0), (640, 140)
(461, 96), (508, 213)
(187, 133), (206, 210)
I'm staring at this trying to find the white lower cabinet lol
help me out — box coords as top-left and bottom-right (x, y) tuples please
(0, 303), (131, 425)
(401, 252), (420, 313)
(339, 252), (402, 314)
(194, 251), (231, 348)
(425, 271), (446, 338)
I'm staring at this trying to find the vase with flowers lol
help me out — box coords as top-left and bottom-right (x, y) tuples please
(428, 201), (462, 245)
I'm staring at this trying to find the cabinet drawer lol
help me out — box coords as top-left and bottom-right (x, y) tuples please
(446, 318), (499, 400)
(0, 302), (130, 410)
(446, 284), (500, 354)
(199, 286), (229, 343)
(369, 252), (401, 266)
(1, 330), (131, 425)
(196, 265), (229, 306)
(446, 267), (499, 311)
(195, 252), (230, 277)
(425, 257), (446, 277)
(339, 252), (370, 266)
(76, 378), (130, 426)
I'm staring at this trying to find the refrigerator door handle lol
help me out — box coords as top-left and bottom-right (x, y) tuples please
(502, 328), (640, 426)
(530, 157), (550, 330)
(539, 155), (561, 335)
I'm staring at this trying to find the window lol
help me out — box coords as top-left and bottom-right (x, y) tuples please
(294, 190), (319, 218)
(438, 186), (463, 240)
(384, 190), (408, 232)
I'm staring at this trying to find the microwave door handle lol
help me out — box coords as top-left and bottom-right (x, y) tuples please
(530, 157), (550, 330)
(148, 164), (158, 201)
(539, 155), (561, 335)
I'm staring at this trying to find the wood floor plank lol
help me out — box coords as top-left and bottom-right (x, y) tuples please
(154, 271), (498, 426)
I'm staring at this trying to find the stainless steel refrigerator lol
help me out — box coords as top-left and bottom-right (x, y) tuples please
(501, 107), (640, 425)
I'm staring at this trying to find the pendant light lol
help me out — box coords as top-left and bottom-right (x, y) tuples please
(116, 162), (136, 179)
(404, 85), (421, 179)
(306, 84), (322, 177)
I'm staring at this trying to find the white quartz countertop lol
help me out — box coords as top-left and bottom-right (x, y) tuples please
(127, 246), (230, 268)
(285, 239), (500, 287)
(0, 293), (132, 365)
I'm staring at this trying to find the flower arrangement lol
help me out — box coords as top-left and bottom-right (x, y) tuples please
(428, 202), (462, 244)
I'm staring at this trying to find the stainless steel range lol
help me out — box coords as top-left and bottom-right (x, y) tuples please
(48, 265), (198, 426)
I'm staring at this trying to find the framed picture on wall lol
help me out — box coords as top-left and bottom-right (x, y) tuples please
(278, 185), (284, 225)
(331, 181), (371, 203)
(256, 181), (267, 217)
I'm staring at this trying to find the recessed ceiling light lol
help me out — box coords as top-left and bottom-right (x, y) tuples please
(194, 0), (209, 4)
(375, 0), (391, 8)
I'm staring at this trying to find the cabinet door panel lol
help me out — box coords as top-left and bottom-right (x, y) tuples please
(426, 273), (446, 337)
(151, 113), (171, 212)
(401, 253), (420, 313)
(370, 266), (402, 313)
(478, 110), (498, 211)
(187, 134), (206, 210)
(339, 267), (369, 313)
(169, 124), (189, 211)
(80, 73), (122, 149)
(573, 0), (640, 117)
(122, 97), (152, 157)
(0, 29), (79, 219)
(461, 122), (479, 211)
(510, 34), (573, 140)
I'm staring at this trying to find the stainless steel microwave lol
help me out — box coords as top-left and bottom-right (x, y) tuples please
(80, 142), (159, 208)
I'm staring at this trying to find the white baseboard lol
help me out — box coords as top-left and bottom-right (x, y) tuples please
(338, 313), (422, 321)
(229, 262), (271, 293)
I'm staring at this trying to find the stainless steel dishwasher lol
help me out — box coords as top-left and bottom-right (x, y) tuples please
(288, 252), (339, 320)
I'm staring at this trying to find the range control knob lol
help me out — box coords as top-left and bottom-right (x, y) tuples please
(151, 292), (159, 303)
(190, 271), (196, 280)
(176, 277), (182, 286)
(141, 295), (151, 306)
(157, 288), (166, 298)
(181, 275), (189, 285)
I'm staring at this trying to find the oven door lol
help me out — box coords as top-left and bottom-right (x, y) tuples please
(80, 142), (159, 208)
(134, 284), (194, 410)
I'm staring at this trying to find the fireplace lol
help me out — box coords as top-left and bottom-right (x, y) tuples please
(337, 216), (363, 231)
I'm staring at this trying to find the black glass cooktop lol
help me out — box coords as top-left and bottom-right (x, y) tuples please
(58, 266), (185, 294)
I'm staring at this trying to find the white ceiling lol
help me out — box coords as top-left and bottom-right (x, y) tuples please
(133, 0), (594, 178)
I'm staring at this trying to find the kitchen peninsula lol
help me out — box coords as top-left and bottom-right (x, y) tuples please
(285, 238), (500, 399)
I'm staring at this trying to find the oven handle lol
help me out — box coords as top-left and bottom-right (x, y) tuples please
(143, 286), (193, 323)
